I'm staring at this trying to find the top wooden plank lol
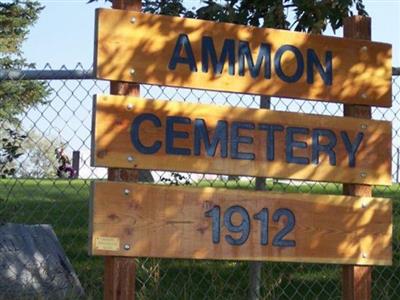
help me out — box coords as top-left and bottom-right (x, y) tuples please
(94, 8), (392, 107)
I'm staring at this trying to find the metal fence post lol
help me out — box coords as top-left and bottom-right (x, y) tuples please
(249, 95), (271, 300)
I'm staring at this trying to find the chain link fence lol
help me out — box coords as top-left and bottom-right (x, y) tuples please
(0, 64), (399, 299)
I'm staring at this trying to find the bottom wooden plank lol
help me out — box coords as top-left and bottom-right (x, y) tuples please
(89, 182), (392, 266)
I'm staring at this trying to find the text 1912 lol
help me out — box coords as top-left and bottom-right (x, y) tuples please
(205, 205), (296, 247)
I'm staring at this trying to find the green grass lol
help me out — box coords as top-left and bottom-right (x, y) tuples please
(0, 179), (399, 299)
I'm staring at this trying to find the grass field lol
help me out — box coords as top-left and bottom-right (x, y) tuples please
(0, 179), (398, 299)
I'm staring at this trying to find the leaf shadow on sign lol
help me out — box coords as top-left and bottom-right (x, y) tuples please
(92, 182), (392, 266)
(94, 9), (392, 106)
(93, 95), (392, 185)
(91, 9), (393, 267)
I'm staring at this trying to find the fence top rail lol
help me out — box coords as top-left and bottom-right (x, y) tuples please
(0, 67), (399, 81)
(0, 69), (95, 80)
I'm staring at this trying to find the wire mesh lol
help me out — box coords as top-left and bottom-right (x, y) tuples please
(0, 64), (399, 299)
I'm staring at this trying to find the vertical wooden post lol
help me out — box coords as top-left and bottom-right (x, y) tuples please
(104, 1), (142, 299)
(342, 15), (372, 300)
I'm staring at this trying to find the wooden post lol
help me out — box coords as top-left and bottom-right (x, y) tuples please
(342, 15), (372, 300)
(104, 1), (142, 299)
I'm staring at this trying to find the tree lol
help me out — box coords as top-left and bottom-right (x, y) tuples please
(0, 128), (26, 178)
(0, 1), (48, 123)
(0, 1), (48, 178)
(189, 0), (367, 33)
(17, 130), (64, 178)
(90, 0), (367, 33)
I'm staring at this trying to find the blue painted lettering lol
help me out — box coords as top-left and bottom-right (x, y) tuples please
(166, 116), (191, 155)
(341, 131), (364, 167)
(259, 124), (284, 161)
(275, 45), (304, 83)
(194, 119), (228, 157)
(286, 127), (309, 165)
(202, 36), (235, 75)
(168, 34), (197, 72)
(307, 49), (333, 85)
(238, 41), (271, 78)
(312, 129), (337, 165)
(131, 113), (162, 154)
(231, 122), (255, 160)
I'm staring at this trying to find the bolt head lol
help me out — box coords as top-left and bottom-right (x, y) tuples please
(360, 124), (367, 130)
(360, 172), (367, 178)
(124, 189), (130, 195)
(361, 46), (368, 52)
(361, 202), (367, 208)
(130, 68), (135, 75)
(127, 104), (134, 110)
(124, 244), (131, 250)
(362, 253), (367, 258)
(130, 17), (136, 23)
(127, 156), (134, 162)
(361, 93), (367, 99)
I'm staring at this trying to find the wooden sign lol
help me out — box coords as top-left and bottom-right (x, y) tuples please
(94, 8), (392, 106)
(90, 182), (392, 265)
(91, 95), (392, 185)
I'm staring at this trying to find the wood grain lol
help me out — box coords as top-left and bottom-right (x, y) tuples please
(342, 15), (373, 300)
(90, 182), (392, 266)
(94, 8), (392, 106)
(103, 1), (141, 299)
(91, 95), (392, 185)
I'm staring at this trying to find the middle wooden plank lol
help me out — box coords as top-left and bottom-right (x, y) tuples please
(91, 95), (391, 185)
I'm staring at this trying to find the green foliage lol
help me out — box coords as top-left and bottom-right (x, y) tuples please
(0, 128), (26, 178)
(0, 1), (48, 123)
(143, 0), (194, 17)
(90, 0), (367, 33)
(0, 1), (42, 53)
(0, 1), (49, 178)
(0, 79), (48, 122)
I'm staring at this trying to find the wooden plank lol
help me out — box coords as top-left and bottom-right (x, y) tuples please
(94, 8), (392, 107)
(342, 16), (373, 300)
(90, 182), (392, 266)
(91, 95), (392, 185)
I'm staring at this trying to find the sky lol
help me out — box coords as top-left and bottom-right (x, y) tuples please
(22, 0), (400, 68)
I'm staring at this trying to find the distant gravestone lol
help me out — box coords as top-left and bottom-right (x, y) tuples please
(0, 223), (84, 300)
